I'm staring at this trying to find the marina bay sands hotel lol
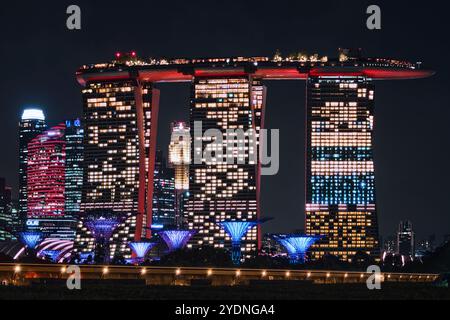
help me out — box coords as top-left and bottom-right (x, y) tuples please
(74, 48), (434, 262)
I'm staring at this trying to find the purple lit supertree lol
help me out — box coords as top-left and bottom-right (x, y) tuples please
(158, 230), (195, 252)
(128, 242), (156, 264)
(84, 214), (123, 264)
(274, 235), (323, 264)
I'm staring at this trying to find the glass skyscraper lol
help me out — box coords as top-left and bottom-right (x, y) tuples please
(305, 76), (380, 262)
(397, 220), (415, 257)
(152, 151), (176, 228)
(26, 123), (81, 240)
(0, 178), (14, 241)
(19, 108), (47, 230)
(64, 119), (84, 217)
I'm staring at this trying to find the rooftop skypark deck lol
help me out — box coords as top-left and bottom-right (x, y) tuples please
(76, 49), (434, 85)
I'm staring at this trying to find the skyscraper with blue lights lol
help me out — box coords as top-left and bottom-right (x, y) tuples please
(65, 119), (84, 218)
(305, 74), (380, 262)
(152, 151), (176, 228)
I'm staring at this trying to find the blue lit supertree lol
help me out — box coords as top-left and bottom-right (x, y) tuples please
(219, 221), (259, 265)
(128, 242), (156, 264)
(19, 231), (43, 251)
(274, 235), (322, 264)
(84, 214), (123, 264)
(158, 230), (195, 252)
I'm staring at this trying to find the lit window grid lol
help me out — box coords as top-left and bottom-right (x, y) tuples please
(76, 81), (157, 257)
(27, 124), (66, 218)
(187, 77), (264, 256)
(305, 76), (379, 262)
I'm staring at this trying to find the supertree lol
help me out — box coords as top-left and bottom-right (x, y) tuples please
(158, 230), (195, 252)
(128, 242), (156, 264)
(84, 214), (123, 264)
(19, 231), (43, 256)
(218, 221), (259, 265)
(274, 235), (322, 264)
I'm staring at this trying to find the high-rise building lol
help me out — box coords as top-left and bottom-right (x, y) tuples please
(74, 53), (160, 259)
(168, 121), (190, 227)
(64, 119), (84, 217)
(186, 77), (266, 259)
(0, 178), (15, 241)
(27, 124), (66, 218)
(305, 74), (380, 262)
(26, 124), (77, 240)
(19, 108), (47, 230)
(397, 220), (415, 257)
(152, 151), (176, 228)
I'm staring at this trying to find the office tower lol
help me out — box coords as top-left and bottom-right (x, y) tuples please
(305, 75), (380, 262)
(65, 119), (84, 217)
(26, 124), (76, 240)
(19, 108), (47, 229)
(75, 54), (160, 259)
(9, 200), (20, 236)
(168, 121), (190, 228)
(0, 178), (14, 241)
(397, 220), (415, 257)
(186, 77), (266, 260)
(152, 151), (176, 228)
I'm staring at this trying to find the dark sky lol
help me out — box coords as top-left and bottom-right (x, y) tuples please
(0, 0), (448, 241)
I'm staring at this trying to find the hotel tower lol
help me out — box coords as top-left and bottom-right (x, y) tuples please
(74, 53), (160, 259)
(186, 77), (266, 259)
(305, 74), (380, 262)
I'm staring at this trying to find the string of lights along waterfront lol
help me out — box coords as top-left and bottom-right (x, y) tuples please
(9, 48), (433, 264)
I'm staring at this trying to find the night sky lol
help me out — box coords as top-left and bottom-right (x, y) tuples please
(0, 0), (448, 241)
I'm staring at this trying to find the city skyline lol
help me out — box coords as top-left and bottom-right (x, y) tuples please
(0, 52), (443, 242)
(0, 0), (448, 242)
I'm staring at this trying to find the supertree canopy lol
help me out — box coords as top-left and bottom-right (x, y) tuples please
(19, 232), (43, 250)
(83, 213), (124, 264)
(159, 230), (195, 252)
(129, 242), (156, 259)
(84, 216), (122, 241)
(219, 221), (259, 265)
(275, 235), (322, 264)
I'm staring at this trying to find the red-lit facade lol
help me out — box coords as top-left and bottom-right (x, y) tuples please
(27, 124), (66, 218)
